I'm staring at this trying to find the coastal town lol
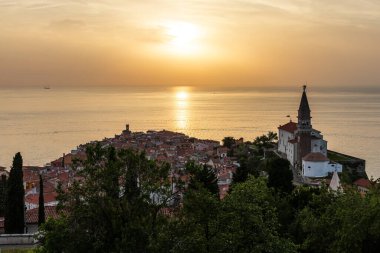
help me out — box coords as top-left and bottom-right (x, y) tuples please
(0, 87), (373, 236)
(0, 126), (242, 233)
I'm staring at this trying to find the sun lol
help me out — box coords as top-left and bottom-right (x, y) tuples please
(164, 21), (201, 55)
(176, 91), (189, 100)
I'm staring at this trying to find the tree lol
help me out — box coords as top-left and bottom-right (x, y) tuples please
(156, 186), (221, 253)
(38, 144), (175, 252)
(233, 156), (261, 184)
(232, 158), (249, 183)
(222, 136), (235, 149)
(0, 175), (7, 216)
(252, 131), (278, 157)
(5, 152), (25, 234)
(297, 188), (380, 253)
(38, 174), (45, 226)
(186, 162), (219, 197)
(218, 177), (297, 253)
(267, 157), (294, 194)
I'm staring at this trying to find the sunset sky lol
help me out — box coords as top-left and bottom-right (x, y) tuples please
(1, 0), (380, 89)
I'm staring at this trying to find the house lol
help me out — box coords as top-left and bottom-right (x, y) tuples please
(353, 178), (372, 194)
(0, 167), (9, 179)
(217, 147), (228, 158)
(25, 192), (58, 210)
(26, 206), (59, 233)
(303, 153), (342, 178)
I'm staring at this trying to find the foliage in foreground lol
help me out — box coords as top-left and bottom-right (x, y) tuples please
(36, 144), (380, 253)
(3, 249), (34, 253)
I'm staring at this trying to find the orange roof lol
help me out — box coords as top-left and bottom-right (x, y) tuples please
(25, 192), (57, 205)
(278, 121), (297, 133)
(353, 178), (372, 188)
(26, 206), (59, 224)
(303, 152), (329, 162)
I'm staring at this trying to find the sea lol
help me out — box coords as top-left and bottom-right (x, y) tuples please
(0, 86), (379, 178)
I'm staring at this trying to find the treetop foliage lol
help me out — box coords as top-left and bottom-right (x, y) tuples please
(37, 144), (380, 253)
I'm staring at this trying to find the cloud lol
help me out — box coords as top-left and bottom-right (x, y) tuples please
(133, 26), (169, 43)
(1, 0), (380, 88)
(49, 19), (86, 30)
(0, 0), (17, 7)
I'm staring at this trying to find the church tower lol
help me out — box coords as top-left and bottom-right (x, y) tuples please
(297, 85), (312, 167)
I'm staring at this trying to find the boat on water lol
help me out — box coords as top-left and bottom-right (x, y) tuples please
(43, 86), (51, 90)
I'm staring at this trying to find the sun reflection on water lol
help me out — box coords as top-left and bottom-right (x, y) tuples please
(174, 89), (190, 130)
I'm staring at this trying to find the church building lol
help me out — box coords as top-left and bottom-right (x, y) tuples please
(278, 86), (342, 178)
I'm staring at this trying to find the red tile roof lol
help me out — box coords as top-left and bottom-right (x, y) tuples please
(303, 152), (329, 162)
(278, 121), (297, 133)
(26, 206), (59, 224)
(25, 192), (57, 205)
(353, 178), (372, 189)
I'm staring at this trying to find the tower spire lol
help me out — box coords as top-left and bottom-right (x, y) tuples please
(297, 85), (312, 167)
(298, 85), (311, 123)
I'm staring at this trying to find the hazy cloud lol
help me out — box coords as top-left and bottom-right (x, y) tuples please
(49, 19), (86, 30)
(1, 0), (380, 88)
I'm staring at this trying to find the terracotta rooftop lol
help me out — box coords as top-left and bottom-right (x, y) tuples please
(303, 152), (329, 162)
(25, 192), (57, 205)
(278, 121), (297, 133)
(26, 206), (59, 224)
(353, 178), (372, 189)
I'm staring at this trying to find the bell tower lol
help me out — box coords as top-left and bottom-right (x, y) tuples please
(297, 85), (312, 166)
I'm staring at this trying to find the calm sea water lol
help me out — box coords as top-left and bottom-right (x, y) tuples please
(0, 86), (379, 178)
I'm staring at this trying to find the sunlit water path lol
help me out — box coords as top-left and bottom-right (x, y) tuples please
(0, 87), (379, 178)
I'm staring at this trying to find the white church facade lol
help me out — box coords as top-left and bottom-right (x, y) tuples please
(278, 86), (342, 178)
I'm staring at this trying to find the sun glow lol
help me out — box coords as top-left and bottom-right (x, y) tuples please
(165, 21), (201, 55)
(176, 91), (189, 100)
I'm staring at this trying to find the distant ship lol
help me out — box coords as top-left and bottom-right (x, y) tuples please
(43, 86), (51, 90)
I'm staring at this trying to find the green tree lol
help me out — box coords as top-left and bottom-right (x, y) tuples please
(252, 131), (278, 157)
(218, 177), (297, 252)
(38, 174), (45, 226)
(186, 162), (219, 197)
(38, 144), (174, 253)
(155, 163), (221, 253)
(156, 186), (221, 253)
(222, 136), (236, 149)
(298, 188), (380, 253)
(267, 158), (294, 194)
(233, 156), (261, 184)
(0, 174), (7, 216)
(232, 158), (249, 183)
(5, 152), (25, 234)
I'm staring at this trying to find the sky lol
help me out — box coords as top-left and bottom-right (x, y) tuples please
(1, 0), (380, 90)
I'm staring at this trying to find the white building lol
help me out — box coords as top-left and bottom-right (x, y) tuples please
(278, 86), (342, 178)
(302, 152), (342, 177)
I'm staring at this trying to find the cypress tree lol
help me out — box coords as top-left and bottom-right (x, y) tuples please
(0, 175), (7, 216)
(5, 152), (25, 234)
(38, 174), (45, 226)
